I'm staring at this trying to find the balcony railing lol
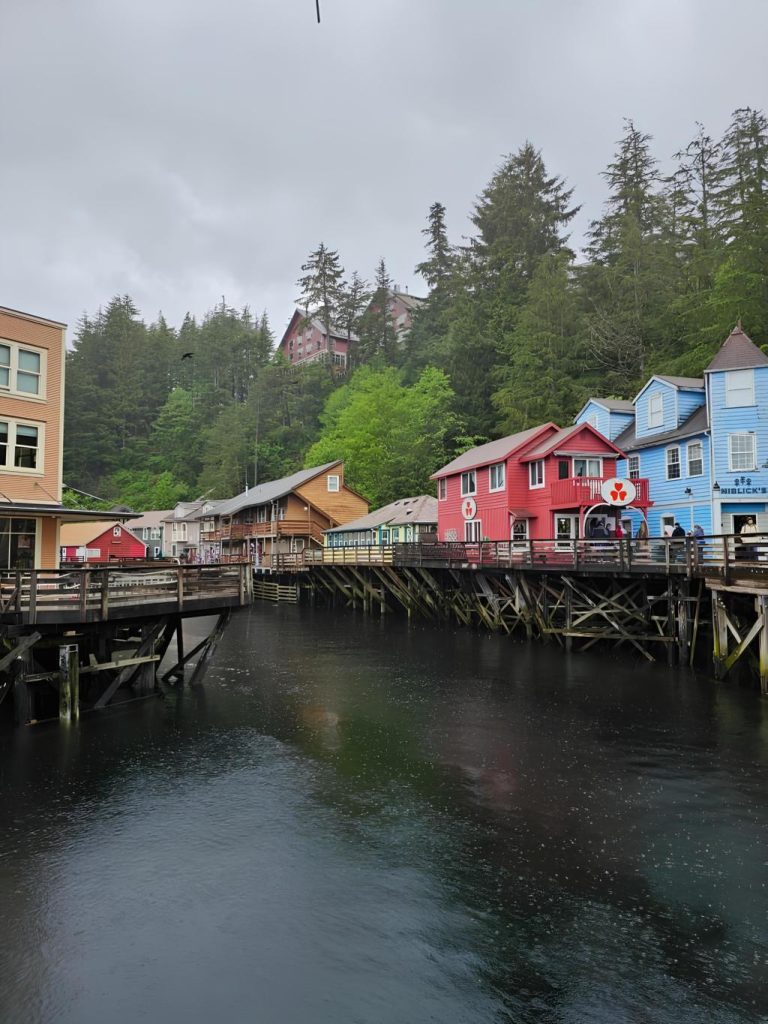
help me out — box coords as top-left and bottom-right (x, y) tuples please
(549, 476), (650, 508)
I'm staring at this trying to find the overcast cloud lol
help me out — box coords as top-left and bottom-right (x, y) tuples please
(2, 0), (767, 341)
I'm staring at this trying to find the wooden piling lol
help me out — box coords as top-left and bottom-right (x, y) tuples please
(58, 643), (80, 722)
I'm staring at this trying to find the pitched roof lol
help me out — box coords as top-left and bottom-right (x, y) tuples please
(614, 403), (709, 452)
(60, 521), (143, 547)
(213, 463), (343, 517)
(575, 397), (634, 420)
(519, 423), (624, 460)
(705, 324), (768, 372)
(391, 290), (427, 312)
(278, 308), (357, 348)
(655, 374), (705, 389)
(431, 424), (556, 478)
(127, 509), (173, 529)
(325, 495), (437, 534)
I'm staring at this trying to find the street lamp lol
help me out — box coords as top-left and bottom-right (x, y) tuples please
(684, 486), (693, 531)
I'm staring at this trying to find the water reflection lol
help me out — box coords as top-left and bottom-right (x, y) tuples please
(1, 604), (767, 1023)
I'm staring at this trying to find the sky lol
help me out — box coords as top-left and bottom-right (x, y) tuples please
(3, 0), (767, 343)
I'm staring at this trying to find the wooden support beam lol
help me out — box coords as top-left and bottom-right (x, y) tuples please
(58, 643), (79, 722)
(759, 596), (768, 697)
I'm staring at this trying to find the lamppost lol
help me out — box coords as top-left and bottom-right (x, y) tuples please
(713, 481), (721, 535)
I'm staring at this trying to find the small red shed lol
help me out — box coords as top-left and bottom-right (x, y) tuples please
(431, 422), (652, 544)
(59, 521), (146, 563)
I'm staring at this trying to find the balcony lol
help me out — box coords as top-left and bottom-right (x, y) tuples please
(549, 476), (650, 509)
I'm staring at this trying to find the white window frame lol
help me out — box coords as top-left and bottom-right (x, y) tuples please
(573, 457), (602, 478)
(687, 440), (703, 477)
(725, 369), (755, 407)
(0, 417), (44, 473)
(464, 519), (482, 542)
(327, 474), (340, 492)
(529, 460), (545, 489)
(511, 519), (528, 542)
(627, 455), (640, 480)
(587, 413), (599, 428)
(460, 470), (476, 496)
(489, 462), (505, 492)
(256, 506), (268, 523)
(112, 526), (121, 537)
(0, 340), (46, 400)
(438, 478), (447, 501)
(666, 446), (681, 480)
(728, 433), (757, 472)
(661, 514), (675, 536)
(648, 392), (663, 428)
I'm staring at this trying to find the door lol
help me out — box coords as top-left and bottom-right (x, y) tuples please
(555, 515), (579, 550)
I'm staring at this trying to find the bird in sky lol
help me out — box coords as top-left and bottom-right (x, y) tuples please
(181, 352), (194, 359)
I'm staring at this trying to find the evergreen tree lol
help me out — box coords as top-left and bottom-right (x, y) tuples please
(415, 201), (455, 292)
(493, 252), (588, 432)
(337, 270), (370, 371)
(296, 243), (345, 363)
(357, 258), (398, 365)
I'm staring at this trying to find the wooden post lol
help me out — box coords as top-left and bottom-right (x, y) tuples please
(100, 570), (109, 619)
(28, 571), (37, 624)
(676, 582), (689, 666)
(758, 595), (768, 697)
(666, 588), (676, 665)
(13, 654), (31, 726)
(176, 615), (185, 678)
(177, 567), (184, 607)
(564, 584), (573, 652)
(58, 643), (80, 722)
(79, 570), (90, 619)
(712, 594), (728, 679)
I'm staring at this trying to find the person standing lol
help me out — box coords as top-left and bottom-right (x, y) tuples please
(740, 517), (758, 559)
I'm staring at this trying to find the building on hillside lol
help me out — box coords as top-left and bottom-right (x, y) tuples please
(60, 521), (146, 563)
(574, 398), (635, 441)
(162, 500), (223, 562)
(385, 289), (426, 342)
(199, 462), (368, 567)
(0, 305), (124, 569)
(324, 495), (437, 548)
(575, 325), (768, 537)
(431, 422), (651, 545)
(276, 310), (354, 370)
(128, 509), (171, 559)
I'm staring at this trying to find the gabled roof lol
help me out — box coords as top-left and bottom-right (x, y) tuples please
(519, 422), (625, 461)
(431, 424), (556, 478)
(325, 495), (437, 534)
(633, 374), (704, 403)
(60, 521), (144, 547)
(575, 397), (634, 420)
(213, 463), (343, 517)
(614, 403), (709, 452)
(278, 309), (357, 349)
(705, 324), (768, 373)
(391, 290), (427, 312)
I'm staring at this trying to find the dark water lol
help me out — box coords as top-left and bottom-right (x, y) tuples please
(1, 606), (767, 1024)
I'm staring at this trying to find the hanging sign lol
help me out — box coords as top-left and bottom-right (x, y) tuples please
(600, 478), (636, 506)
(462, 497), (477, 520)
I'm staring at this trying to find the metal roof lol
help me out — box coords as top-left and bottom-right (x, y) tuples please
(60, 521), (143, 546)
(127, 509), (173, 529)
(213, 463), (342, 517)
(0, 502), (138, 522)
(614, 404), (709, 452)
(325, 495), (437, 534)
(655, 374), (705, 389)
(704, 325), (768, 372)
(575, 397), (634, 420)
(519, 423), (624, 461)
(431, 424), (555, 478)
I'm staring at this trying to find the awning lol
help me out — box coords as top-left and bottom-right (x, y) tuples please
(509, 509), (537, 518)
(0, 503), (139, 523)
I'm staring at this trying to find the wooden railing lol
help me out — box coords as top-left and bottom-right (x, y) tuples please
(0, 563), (251, 623)
(201, 519), (326, 545)
(549, 476), (651, 507)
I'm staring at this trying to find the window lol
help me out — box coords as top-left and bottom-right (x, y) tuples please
(150, 527), (161, 539)
(661, 515), (675, 536)
(729, 433), (756, 471)
(0, 517), (36, 569)
(0, 419), (42, 471)
(327, 474), (340, 492)
(112, 526), (121, 537)
(628, 455), (640, 479)
(573, 457), (601, 477)
(725, 369), (754, 407)
(666, 446), (681, 480)
(529, 460), (544, 489)
(558, 460), (569, 479)
(687, 441), (703, 477)
(0, 341), (45, 398)
(465, 519), (482, 542)
(257, 506), (267, 523)
(489, 462), (505, 491)
(648, 392), (663, 428)
(587, 413), (599, 428)
(512, 519), (528, 542)
(438, 478), (446, 501)
(460, 470), (476, 496)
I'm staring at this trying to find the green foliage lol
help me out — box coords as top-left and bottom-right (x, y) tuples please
(304, 365), (461, 506)
(103, 470), (191, 512)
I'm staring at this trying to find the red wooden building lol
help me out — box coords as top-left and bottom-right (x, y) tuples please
(277, 310), (352, 369)
(431, 422), (651, 545)
(59, 521), (146, 563)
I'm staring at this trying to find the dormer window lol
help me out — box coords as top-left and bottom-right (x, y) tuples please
(725, 369), (755, 407)
(648, 392), (663, 428)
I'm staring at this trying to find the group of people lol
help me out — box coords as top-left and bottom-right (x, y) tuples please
(588, 518), (624, 540)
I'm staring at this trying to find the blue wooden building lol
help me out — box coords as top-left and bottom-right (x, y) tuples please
(575, 325), (768, 536)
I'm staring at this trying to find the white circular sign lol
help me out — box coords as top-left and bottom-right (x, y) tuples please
(462, 497), (477, 520)
(600, 478), (636, 505)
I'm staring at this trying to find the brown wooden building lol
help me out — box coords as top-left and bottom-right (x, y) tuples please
(199, 462), (368, 566)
